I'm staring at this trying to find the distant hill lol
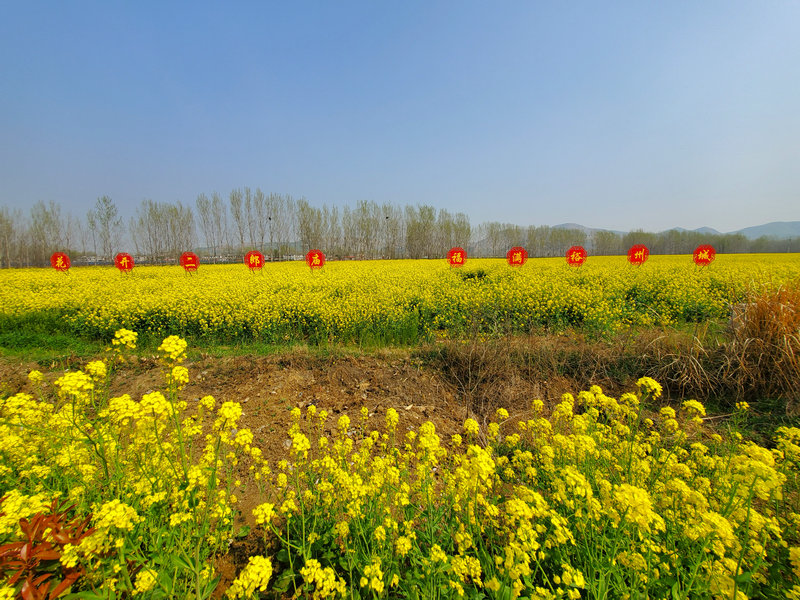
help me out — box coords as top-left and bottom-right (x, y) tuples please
(663, 226), (722, 236)
(553, 222), (800, 240)
(552, 223), (627, 236)
(731, 221), (800, 240)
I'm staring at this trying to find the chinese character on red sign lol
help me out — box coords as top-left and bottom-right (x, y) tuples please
(506, 246), (528, 267)
(50, 252), (70, 272)
(627, 245), (649, 266)
(180, 252), (199, 272)
(447, 247), (466, 267)
(114, 252), (134, 273)
(566, 246), (587, 267)
(693, 245), (716, 267)
(245, 250), (264, 271)
(305, 249), (325, 270)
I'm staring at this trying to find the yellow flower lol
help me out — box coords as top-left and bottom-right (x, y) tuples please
(0, 586), (16, 600)
(253, 503), (276, 526)
(134, 569), (158, 595)
(373, 525), (386, 543)
(395, 535), (412, 557)
(430, 544), (448, 563)
(85, 360), (107, 381)
(301, 558), (347, 598)
(225, 556), (273, 599)
(112, 328), (138, 350)
(360, 557), (384, 594)
(158, 335), (187, 363)
(93, 499), (142, 532)
(385, 408), (399, 431)
(636, 377), (662, 399)
(54, 371), (94, 399)
(337, 414), (350, 433)
(170, 365), (189, 388)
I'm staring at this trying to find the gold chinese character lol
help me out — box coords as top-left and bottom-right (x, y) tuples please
(249, 254), (260, 266)
(120, 256), (130, 268)
(697, 250), (709, 261)
(312, 254), (320, 266)
(513, 252), (522, 263)
(453, 252), (462, 263)
(55, 256), (64, 268)
(570, 251), (582, 262)
(634, 250), (644, 260)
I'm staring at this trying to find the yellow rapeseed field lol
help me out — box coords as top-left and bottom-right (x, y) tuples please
(0, 254), (798, 343)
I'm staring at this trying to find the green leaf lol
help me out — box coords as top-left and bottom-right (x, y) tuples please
(338, 556), (350, 571)
(235, 525), (251, 538)
(733, 571), (753, 585)
(467, 587), (487, 600)
(497, 582), (514, 600)
(671, 581), (681, 600)
(275, 548), (291, 564)
(170, 552), (195, 571)
(271, 570), (295, 594)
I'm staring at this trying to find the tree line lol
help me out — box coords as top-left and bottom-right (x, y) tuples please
(0, 192), (797, 268)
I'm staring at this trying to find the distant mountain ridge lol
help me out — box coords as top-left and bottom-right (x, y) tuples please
(551, 221), (800, 240)
(733, 221), (800, 240)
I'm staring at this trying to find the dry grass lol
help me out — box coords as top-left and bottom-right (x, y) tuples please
(422, 282), (800, 417)
(629, 282), (800, 413)
(725, 283), (800, 411)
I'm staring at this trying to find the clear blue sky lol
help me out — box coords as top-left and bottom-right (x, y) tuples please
(2, 1), (798, 233)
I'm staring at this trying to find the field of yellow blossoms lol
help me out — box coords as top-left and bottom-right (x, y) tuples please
(1, 254), (799, 345)
(2, 329), (800, 599)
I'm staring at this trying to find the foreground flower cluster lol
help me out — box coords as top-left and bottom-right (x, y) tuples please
(257, 378), (800, 600)
(0, 330), (262, 598)
(1, 331), (799, 599)
(2, 255), (798, 344)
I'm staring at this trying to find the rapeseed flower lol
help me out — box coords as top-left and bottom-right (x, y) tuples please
(226, 555), (273, 599)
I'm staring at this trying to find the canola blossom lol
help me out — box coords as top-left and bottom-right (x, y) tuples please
(267, 383), (800, 600)
(1, 330), (800, 599)
(1, 254), (798, 344)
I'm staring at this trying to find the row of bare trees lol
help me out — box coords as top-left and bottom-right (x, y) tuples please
(1, 192), (798, 268)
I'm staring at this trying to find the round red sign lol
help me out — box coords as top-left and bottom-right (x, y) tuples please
(506, 247), (528, 267)
(50, 252), (70, 272)
(693, 245), (716, 266)
(180, 252), (199, 272)
(627, 245), (649, 266)
(305, 250), (325, 270)
(566, 246), (587, 267)
(447, 247), (466, 268)
(245, 250), (264, 270)
(114, 252), (134, 273)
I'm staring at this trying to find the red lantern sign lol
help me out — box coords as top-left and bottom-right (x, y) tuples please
(305, 249), (325, 270)
(180, 252), (199, 272)
(447, 247), (466, 268)
(693, 245), (716, 267)
(245, 250), (264, 271)
(627, 245), (649, 266)
(114, 252), (134, 273)
(566, 246), (587, 267)
(506, 247), (528, 267)
(50, 252), (70, 272)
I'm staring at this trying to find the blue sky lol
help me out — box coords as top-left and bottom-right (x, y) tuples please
(1, 1), (798, 232)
